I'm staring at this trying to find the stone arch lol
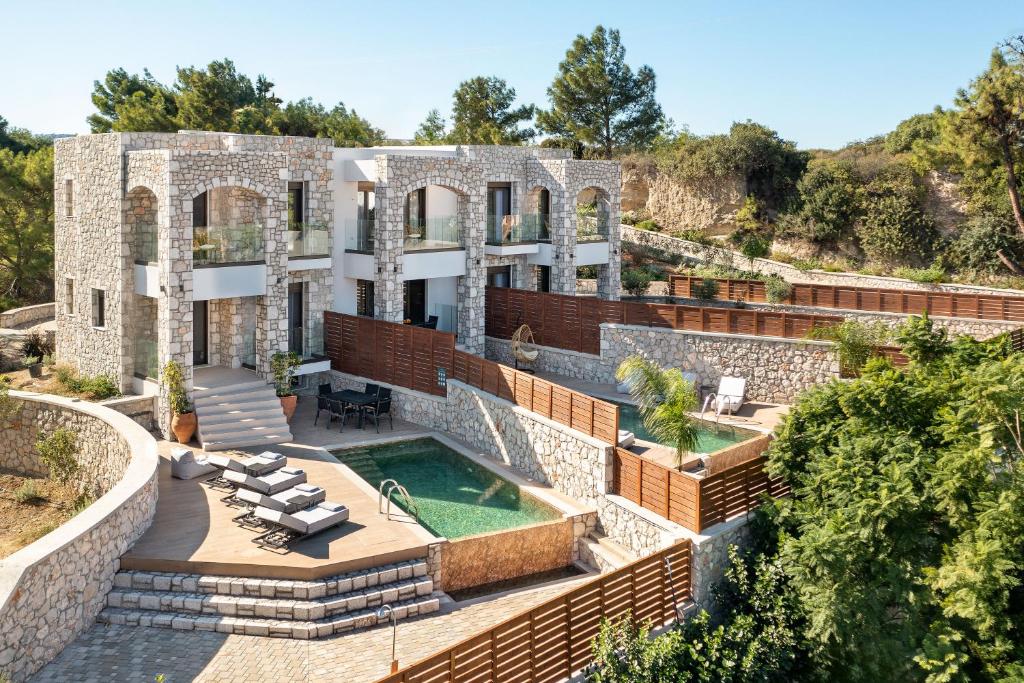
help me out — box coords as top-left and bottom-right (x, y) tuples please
(185, 179), (272, 265)
(392, 174), (473, 251)
(125, 185), (159, 264)
(575, 185), (612, 243)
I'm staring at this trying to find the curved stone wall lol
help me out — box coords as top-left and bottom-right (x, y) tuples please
(0, 392), (159, 682)
(0, 303), (55, 330)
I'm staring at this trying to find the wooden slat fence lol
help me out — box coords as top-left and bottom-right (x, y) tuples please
(374, 541), (692, 683)
(612, 443), (789, 533)
(486, 287), (842, 355)
(669, 274), (1024, 322)
(324, 312), (619, 444)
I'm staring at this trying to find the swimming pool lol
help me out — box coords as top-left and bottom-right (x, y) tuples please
(334, 438), (562, 539)
(614, 401), (757, 452)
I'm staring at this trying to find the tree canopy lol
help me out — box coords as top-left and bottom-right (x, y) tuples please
(448, 77), (534, 145)
(88, 59), (384, 146)
(537, 26), (664, 159)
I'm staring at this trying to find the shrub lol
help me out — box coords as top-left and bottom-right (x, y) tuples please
(896, 312), (950, 365)
(271, 352), (301, 398)
(22, 331), (54, 362)
(621, 268), (654, 297)
(577, 265), (598, 279)
(161, 360), (191, 414)
(807, 320), (890, 376)
(634, 219), (659, 231)
(692, 278), (720, 301)
(764, 275), (792, 303)
(36, 428), (79, 484)
(856, 164), (937, 266)
(14, 479), (42, 504)
(893, 265), (947, 283)
(739, 233), (771, 261)
(944, 215), (1024, 275)
(791, 258), (822, 271)
(620, 209), (647, 226)
(54, 364), (121, 400)
(672, 228), (713, 245)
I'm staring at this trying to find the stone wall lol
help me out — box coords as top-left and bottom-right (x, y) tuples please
(488, 325), (838, 404)
(689, 516), (751, 615)
(0, 304), (54, 330)
(0, 392), (159, 682)
(621, 161), (747, 235)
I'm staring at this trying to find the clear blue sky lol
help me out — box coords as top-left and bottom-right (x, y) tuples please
(2, 0), (1021, 149)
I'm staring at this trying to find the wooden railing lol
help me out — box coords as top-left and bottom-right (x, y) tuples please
(324, 312), (619, 444)
(375, 541), (692, 683)
(668, 274), (1024, 322)
(486, 287), (842, 355)
(612, 438), (788, 533)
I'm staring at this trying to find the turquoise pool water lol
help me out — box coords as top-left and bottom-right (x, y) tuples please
(614, 401), (757, 452)
(334, 438), (561, 539)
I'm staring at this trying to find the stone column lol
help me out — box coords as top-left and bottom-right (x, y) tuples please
(373, 162), (405, 323)
(258, 186), (289, 378)
(457, 191), (486, 354)
(597, 197), (622, 301)
(549, 187), (576, 296)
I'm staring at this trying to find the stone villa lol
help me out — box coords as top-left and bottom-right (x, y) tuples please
(53, 132), (621, 448)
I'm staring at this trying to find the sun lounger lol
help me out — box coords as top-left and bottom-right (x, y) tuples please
(703, 376), (747, 417)
(199, 451), (287, 489)
(251, 502), (350, 551)
(232, 483), (326, 529)
(221, 466), (307, 506)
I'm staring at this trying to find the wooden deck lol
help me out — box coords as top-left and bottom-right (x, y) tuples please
(122, 398), (436, 580)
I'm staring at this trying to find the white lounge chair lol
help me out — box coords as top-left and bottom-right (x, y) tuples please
(199, 452), (286, 489)
(221, 466), (308, 505)
(252, 502), (350, 551)
(233, 483), (326, 529)
(170, 448), (218, 480)
(703, 376), (747, 417)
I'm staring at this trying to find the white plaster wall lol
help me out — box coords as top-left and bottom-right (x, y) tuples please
(403, 250), (467, 280)
(426, 185), (459, 219)
(426, 276), (459, 332)
(191, 264), (267, 301)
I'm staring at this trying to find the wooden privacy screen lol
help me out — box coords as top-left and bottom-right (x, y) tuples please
(612, 448), (789, 533)
(375, 541), (692, 683)
(485, 287), (842, 355)
(669, 275), (1024, 323)
(450, 350), (619, 444)
(323, 312), (619, 444)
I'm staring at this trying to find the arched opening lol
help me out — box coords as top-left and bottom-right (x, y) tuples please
(126, 186), (158, 264)
(576, 186), (611, 243)
(403, 185), (460, 251)
(192, 186), (266, 265)
(525, 186), (551, 241)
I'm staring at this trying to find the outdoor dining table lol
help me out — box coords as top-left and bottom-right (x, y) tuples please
(330, 390), (377, 429)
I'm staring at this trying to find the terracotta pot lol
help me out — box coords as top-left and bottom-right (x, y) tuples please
(280, 394), (298, 422)
(171, 411), (197, 444)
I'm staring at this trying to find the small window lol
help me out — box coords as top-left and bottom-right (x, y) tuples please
(91, 288), (105, 328)
(288, 182), (305, 227)
(64, 179), (74, 217)
(356, 280), (375, 317)
(65, 278), (74, 315)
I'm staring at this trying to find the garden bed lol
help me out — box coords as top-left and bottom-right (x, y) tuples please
(0, 470), (86, 558)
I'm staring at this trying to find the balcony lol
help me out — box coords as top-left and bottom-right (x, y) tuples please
(134, 223), (158, 264)
(344, 218), (375, 254)
(486, 213), (549, 245)
(193, 224), (264, 266)
(287, 223), (329, 259)
(405, 215), (460, 251)
(577, 216), (610, 243)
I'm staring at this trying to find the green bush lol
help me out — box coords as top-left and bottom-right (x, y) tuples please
(807, 319), (890, 376)
(14, 479), (42, 504)
(672, 228), (713, 245)
(54, 364), (121, 400)
(893, 264), (947, 283)
(763, 275), (792, 303)
(36, 428), (79, 484)
(621, 268), (654, 297)
(944, 215), (1024, 275)
(634, 219), (659, 231)
(896, 312), (949, 365)
(856, 164), (937, 266)
(22, 331), (54, 362)
(692, 278), (720, 301)
(791, 257), (822, 271)
(739, 233), (771, 261)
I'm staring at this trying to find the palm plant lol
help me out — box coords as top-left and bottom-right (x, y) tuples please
(615, 356), (700, 469)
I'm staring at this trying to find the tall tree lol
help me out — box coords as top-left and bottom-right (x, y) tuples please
(947, 38), (1024, 237)
(414, 109), (448, 144)
(537, 26), (663, 159)
(447, 77), (534, 145)
(174, 59), (263, 132)
(0, 144), (54, 307)
(87, 68), (178, 133)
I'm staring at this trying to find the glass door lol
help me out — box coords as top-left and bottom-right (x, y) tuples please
(288, 283), (304, 356)
(193, 301), (208, 366)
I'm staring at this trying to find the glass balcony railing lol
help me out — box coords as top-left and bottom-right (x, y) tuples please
(486, 213), (550, 245)
(134, 337), (158, 379)
(405, 215), (460, 251)
(287, 223), (329, 258)
(577, 215), (610, 243)
(193, 224), (264, 266)
(306, 319), (325, 358)
(242, 329), (257, 369)
(135, 223), (158, 264)
(345, 218), (375, 253)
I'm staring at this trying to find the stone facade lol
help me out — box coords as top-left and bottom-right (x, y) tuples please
(487, 323), (838, 404)
(0, 393), (159, 682)
(689, 517), (751, 615)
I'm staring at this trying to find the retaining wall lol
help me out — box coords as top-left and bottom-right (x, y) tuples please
(0, 392), (159, 682)
(0, 303), (55, 330)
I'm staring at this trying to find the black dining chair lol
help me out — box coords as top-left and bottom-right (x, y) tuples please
(318, 383), (333, 396)
(338, 398), (362, 432)
(362, 388), (393, 433)
(363, 383), (381, 398)
(423, 316), (439, 330)
(313, 394), (331, 426)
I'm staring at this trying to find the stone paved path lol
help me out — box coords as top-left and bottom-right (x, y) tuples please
(33, 576), (591, 682)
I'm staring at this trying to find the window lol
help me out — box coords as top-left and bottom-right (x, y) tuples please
(65, 278), (75, 315)
(91, 288), (105, 328)
(64, 179), (74, 217)
(192, 192), (208, 228)
(356, 280), (375, 317)
(288, 182), (305, 227)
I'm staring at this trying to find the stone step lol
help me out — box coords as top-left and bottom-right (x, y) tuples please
(97, 594), (441, 640)
(112, 560), (429, 599)
(579, 533), (634, 572)
(201, 433), (293, 452)
(198, 419), (292, 442)
(193, 380), (271, 399)
(106, 576), (433, 620)
(197, 407), (291, 428)
(194, 394), (283, 413)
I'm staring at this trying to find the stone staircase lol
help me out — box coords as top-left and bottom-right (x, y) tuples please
(578, 531), (635, 573)
(194, 379), (292, 451)
(98, 559), (442, 639)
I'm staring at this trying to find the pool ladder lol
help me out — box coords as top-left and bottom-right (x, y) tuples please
(378, 479), (420, 522)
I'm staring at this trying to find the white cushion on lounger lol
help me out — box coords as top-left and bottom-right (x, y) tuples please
(236, 487), (276, 508)
(241, 453), (287, 476)
(296, 503), (349, 534)
(270, 485), (325, 511)
(196, 453), (242, 472)
(617, 430), (635, 449)
(225, 467), (306, 495)
(171, 449), (218, 480)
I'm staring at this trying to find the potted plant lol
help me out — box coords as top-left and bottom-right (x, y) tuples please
(271, 351), (302, 421)
(162, 359), (196, 443)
